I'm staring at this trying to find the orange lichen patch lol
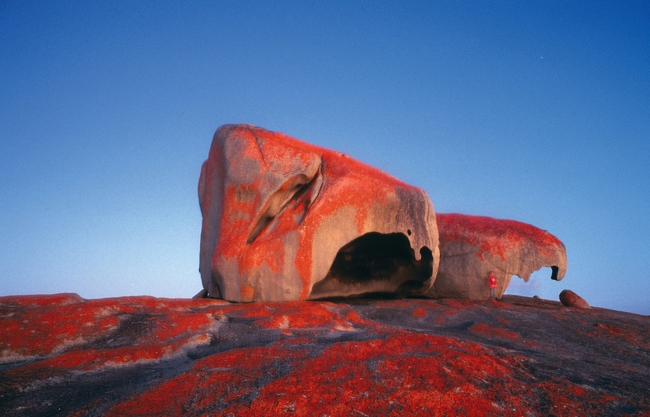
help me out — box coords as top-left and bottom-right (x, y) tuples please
(437, 213), (564, 261)
(591, 322), (642, 347)
(443, 308), (459, 317)
(0, 297), (123, 359)
(379, 299), (461, 315)
(11, 346), (155, 374)
(375, 299), (461, 323)
(148, 312), (216, 342)
(497, 317), (511, 326)
(239, 285), (255, 302)
(87, 295), (217, 313)
(2, 295), (649, 416)
(244, 333), (528, 416)
(104, 344), (312, 417)
(549, 312), (568, 320)
(251, 302), (356, 331)
(8, 333), (212, 376)
(530, 381), (624, 417)
(236, 304), (275, 319)
(344, 310), (362, 322)
(470, 322), (518, 340)
(440, 299), (475, 309)
(0, 295), (221, 362)
(0, 293), (84, 307)
(487, 300), (514, 309)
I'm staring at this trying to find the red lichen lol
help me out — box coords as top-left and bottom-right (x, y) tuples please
(470, 322), (518, 340)
(105, 344), (313, 417)
(200, 125), (430, 301)
(2, 294), (648, 416)
(437, 213), (564, 262)
(591, 322), (642, 348)
(249, 302), (357, 331)
(0, 295), (220, 367)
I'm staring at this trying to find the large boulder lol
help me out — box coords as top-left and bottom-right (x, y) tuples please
(198, 124), (439, 302)
(429, 213), (567, 300)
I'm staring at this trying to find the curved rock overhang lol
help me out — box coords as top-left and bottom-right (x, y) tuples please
(429, 213), (567, 300)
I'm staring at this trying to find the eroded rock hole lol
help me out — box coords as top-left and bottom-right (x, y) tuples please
(310, 232), (434, 299)
(551, 266), (559, 281)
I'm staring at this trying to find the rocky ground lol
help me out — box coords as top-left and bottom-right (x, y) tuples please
(1, 293), (648, 416)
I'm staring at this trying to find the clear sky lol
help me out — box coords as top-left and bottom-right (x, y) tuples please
(1, 1), (648, 314)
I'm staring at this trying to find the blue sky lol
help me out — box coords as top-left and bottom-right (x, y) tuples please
(1, 1), (648, 314)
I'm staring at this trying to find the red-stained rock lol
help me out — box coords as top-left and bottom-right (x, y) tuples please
(1, 294), (649, 416)
(430, 213), (567, 300)
(198, 124), (439, 302)
(560, 289), (590, 308)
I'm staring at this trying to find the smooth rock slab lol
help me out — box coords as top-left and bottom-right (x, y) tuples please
(198, 124), (438, 302)
(1, 293), (649, 416)
(430, 213), (568, 300)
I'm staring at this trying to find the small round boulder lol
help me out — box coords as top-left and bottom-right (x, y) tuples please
(559, 289), (590, 309)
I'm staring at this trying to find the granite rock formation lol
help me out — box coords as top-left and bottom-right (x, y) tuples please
(198, 124), (438, 302)
(431, 213), (567, 300)
(1, 293), (648, 416)
(560, 289), (590, 308)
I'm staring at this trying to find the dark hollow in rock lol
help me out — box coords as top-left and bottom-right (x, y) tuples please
(310, 232), (434, 299)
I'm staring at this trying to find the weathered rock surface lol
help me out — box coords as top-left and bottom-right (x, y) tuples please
(560, 289), (590, 309)
(1, 293), (649, 416)
(431, 213), (567, 300)
(199, 124), (438, 302)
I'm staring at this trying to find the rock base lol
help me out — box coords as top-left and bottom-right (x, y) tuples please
(1, 294), (649, 416)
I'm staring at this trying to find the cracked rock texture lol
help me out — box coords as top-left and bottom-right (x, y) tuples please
(1, 293), (649, 416)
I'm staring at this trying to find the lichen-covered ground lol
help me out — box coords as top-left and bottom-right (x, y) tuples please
(1, 294), (648, 416)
